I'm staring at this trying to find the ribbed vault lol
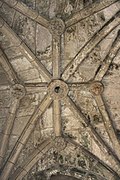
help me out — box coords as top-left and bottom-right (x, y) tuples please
(0, 0), (120, 179)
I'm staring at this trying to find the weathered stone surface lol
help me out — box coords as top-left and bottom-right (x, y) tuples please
(40, 106), (53, 129)
(19, 69), (42, 82)
(12, 116), (31, 136)
(10, 57), (33, 72)
(50, 175), (78, 180)
(0, 1), (120, 180)
(0, 71), (9, 85)
(36, 24), (52, 72)
(0, 30), (15, 49)
(0, 3), (15, 27)
(36, 0), (50, 18)
(103, 50), (120, 131)
(19, 0), (36, 10)
(12, 11), (36, 53)
(4, 47), (22, 60)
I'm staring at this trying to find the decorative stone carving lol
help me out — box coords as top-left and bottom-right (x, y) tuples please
(64, 2), (73, 16)
(49, 18), (65, 37)
(52, 137), (67, 152)
(90, 82), (104, 96)
(48, 80), (68, 100)
(11, 84), (26, 99)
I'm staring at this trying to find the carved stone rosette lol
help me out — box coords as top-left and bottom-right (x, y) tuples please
(10, 84), (26, 99)
(52, 137), (67, 152)
(89, 81), (104, 96)
(49, 18), (65, 37)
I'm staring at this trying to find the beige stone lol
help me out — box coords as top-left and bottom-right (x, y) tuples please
(0, 1), (120, 180)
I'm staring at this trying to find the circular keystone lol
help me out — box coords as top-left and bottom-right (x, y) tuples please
(11, 84), (26, 99)
(53, 137), (67, 152)
(90, 82), (104, 96)
(48, 80), (68, 100)
(49, 18), (65, 37)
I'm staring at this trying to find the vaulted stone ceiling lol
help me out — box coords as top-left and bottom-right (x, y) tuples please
(0, 0), (120, 179)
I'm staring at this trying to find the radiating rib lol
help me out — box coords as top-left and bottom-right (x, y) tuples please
(0, 85), (10, 91)
(65, 138), (120, 179)
(62, 11), (120, 81)
(10, 139), (52, 180)
(0, 49), (20, 84)
(65, 0), (118, 28)
(0, 17), (52, 82)
(0, 94), (52, 180)
(68, 82), (90, 91)
(94, 30), (120, 81)
(64, 96), (120, 166)
(0, 98), (20, 166)
(3, 0), (49, 28)
(53, 100), (61, 136)
(52, 37), (61, 79)
(25, 82), (48, 93)
(95, 95), (120, 159)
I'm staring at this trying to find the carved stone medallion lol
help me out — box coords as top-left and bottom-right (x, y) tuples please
(48, 80), (69, 100)
(11, 84), (26, 99)
(49, 18), (65, 37)
(52, 137), (67, 152)
(89, 81), (104, 96)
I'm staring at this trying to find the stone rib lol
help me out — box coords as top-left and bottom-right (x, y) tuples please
(24, 82), (48, 93)
(0, 98), (20, 167)
(94, 30), (120, 81)
(3, 0), (49, 28)
(95, 95), (120, 160)
(65, 138), (120, 179)
(64, 96), (120, 168)
(0, 85), (10, 91)
(52, 37), (61, 79)
(0, 17), (52, 82)
(62, 11), (120, 81)
(53, 100), (61, 136)
(10, 139), (52, 180)
(0, 94), (52, 180)
(0, 48), (20, 84)
(65, 0), (119, 28)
